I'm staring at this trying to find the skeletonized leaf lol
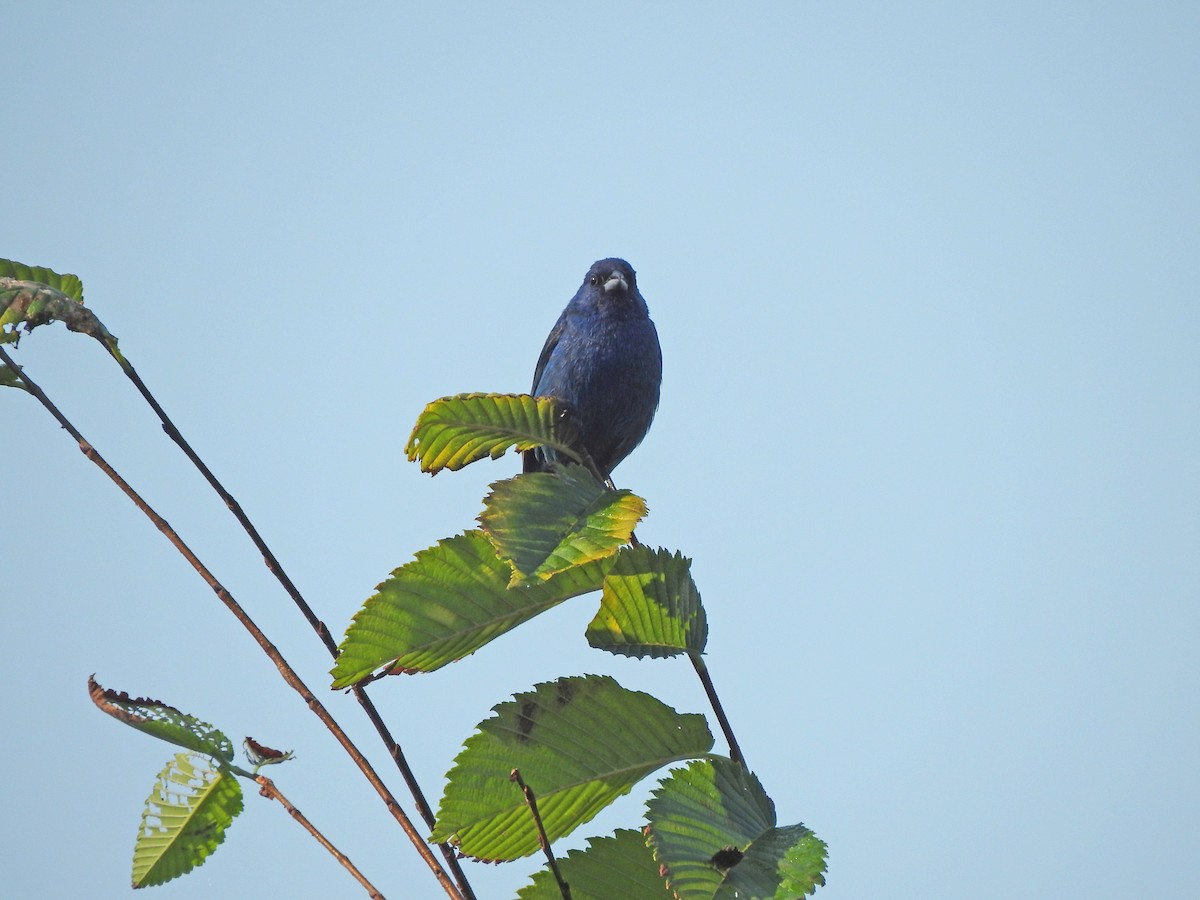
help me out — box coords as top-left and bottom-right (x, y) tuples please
(516, 829), (673, 899)
(647, 757), (827, 899)
(331, 531), (611, 686)
(480, 469), (646, 583)
(132, 753), (244, 888)
(431, 675), (713, 861)
(89, 676), (234, 763)
(586, 546), (707, 659)
(405, 393), (579, 474)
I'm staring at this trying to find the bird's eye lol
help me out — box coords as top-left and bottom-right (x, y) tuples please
(588, 274), (600, 286)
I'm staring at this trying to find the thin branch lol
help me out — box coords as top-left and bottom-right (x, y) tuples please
(690, 654), (745, 768)
(107, 354), (474, 898)
(256, 775), (385, 899)
(0, 347), (463, 900)
(510, 768), (570, 900)
(115, 358), (340, 648)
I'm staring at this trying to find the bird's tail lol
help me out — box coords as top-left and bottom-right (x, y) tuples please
(522, 447), (554, 473)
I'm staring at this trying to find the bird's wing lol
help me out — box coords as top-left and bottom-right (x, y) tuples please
(530, 312), (568, 393)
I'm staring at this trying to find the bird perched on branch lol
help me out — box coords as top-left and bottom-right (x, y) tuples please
(523, 258), (662, 479)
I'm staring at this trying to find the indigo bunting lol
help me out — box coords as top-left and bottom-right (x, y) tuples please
(523, 258), (662, 478)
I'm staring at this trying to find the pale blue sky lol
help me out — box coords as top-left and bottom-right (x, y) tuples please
(4, 4), (1197, 898)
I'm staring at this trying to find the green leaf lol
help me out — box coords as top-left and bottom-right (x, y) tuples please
(89, 676), (235, 763)
(405, 392), (581, 474)
(431, 675), (714, 861)
(132, 753), (244, 888)
(0, 361), (27, 391)
(777, 834), (831, 899)
(0, 258), (83, 301)
(586, 546), (708, 659)
(647, 757), (826, 899)
(516, 829), (674, 899)
(480, 469), (646, 583)
(331, 531), (611, 685)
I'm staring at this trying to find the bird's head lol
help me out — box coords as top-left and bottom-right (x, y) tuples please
(576, 258), (646, 316)
(585, 258), (636, 295)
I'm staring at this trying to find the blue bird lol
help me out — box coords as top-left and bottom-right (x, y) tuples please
(524, 258), (662, 479)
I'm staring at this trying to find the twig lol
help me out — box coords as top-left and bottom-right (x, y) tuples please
(0, 347), (463, 900)
(690, 655), (745, 768)
(510, 769), (570, 900)
(256, 775), (385, 899)
(115, 358), (339, 648)
(108, 354), (474, 898)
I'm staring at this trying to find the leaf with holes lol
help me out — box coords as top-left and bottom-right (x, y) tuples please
(332, 531), (611, 685)
(480, 469), (646, 583)
(0, 258), (120, 357)
(405, 393), (580, 474)
(516, 829), (673, 899)
(586, 546), (707, 659)
(431, 675), (713, 861)
(647, 757), (826, 899)
(131, 753), (244, 888)
(89, 676), (234, 763)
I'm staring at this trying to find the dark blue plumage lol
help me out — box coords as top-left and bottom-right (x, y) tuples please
(523, 258), (662, 478)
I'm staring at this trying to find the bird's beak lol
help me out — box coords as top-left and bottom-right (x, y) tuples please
(603, 271), (629, 294)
